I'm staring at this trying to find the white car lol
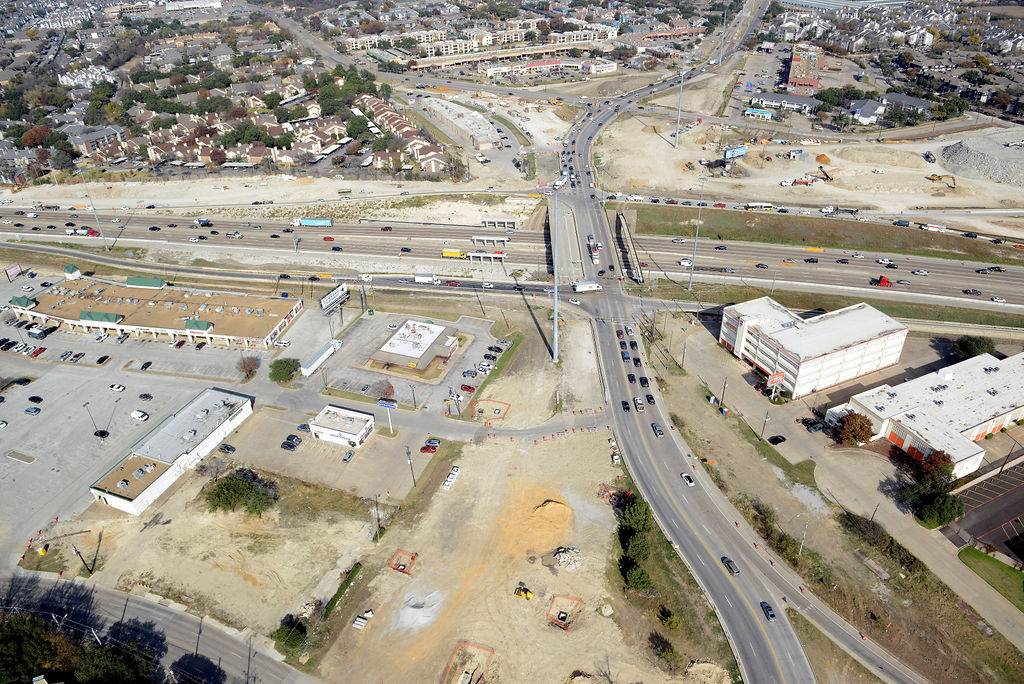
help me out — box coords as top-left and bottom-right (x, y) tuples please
(130, 410), (149, 421)
(682, 473), (695, 487)
(851, 253), (865, 259)
(482, 282), (494, 289)
(2, 219), (11, 224)
(992, 296), (1007, 303)
(569, 298), (581, 305)
(111, 218), (120, 223)
(387, 323), (399, 330)
(876, 258), (892, 265)
(0, 420), (7, 430)
(189, 237), (199, 243)
(911, 269), (929, 276)
(798, 209), (811, 215)
(678, 259), (692, 267)
(625, 325), (635, 337)
(671, 238), (686, 244)
(109, 384), (126, 392)
(20, 285), (33, 292)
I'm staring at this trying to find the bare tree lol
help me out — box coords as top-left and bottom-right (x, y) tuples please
(236, 356), (260, 378)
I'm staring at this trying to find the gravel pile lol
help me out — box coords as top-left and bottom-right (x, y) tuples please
(941, 133), (1024, 185)
(554, 546), (581, 571)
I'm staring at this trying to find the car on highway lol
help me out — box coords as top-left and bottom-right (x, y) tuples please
(852, 253), (865, 259)
(714, 245), (727, 250)
(760, 602), (777, 622)
(624, 325), (635, 337)
(911, 269), (929, 276)
(621, 400), (631, 412)
(976, 268), (991, 274)
(897, 279), (911, 285)
(148, 226), (161, 231)
(671, 237), (686, 243)
(681, 473), (694, 486)
(569, 298), (581, 305)
(756, 263), (768, 269)
(646, 394), (655, 405)
(804, 257), (818, 264)
(626, 373), (636, 383)
(445, 280), (461, 287)
(876, 258), (892, 265)
(713, 202), (726, 208)
(836, 258), (850, 264)
(651, 423), (665, 437)
(992, 296), (1007, 303)
(964, 289), (982, 296)
(964, 232), (978, 239)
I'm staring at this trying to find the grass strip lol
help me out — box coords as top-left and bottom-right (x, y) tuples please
(958, 546), (1024, 614)
(323, 562), (362, 618)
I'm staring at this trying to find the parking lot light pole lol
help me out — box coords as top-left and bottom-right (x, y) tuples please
(406, 447), (416, 487)
(721, 378), (728, 406)
(82, 402), (97, 431)
(409, 384), (418, 410)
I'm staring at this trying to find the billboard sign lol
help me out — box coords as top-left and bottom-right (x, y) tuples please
(377, 399), (398, 409)
(724, 146), (747, 160)
(767, 371), (786, 387)
(5, 264), (22, 282)
(319, 283), (350, 310)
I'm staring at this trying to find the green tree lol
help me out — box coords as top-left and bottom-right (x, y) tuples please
(206, 469), (278, 517)
(0, 614), (55, 683)
(953, 335), (995, 361)
(837, 412), (873, 445)
(917, 493), (963, 527)
(75, 641), (155, 684)
(346, 115), (369, 137)
(269, 358), (300, 382)
(621, 498), (654, 534)
(624, 531), (650, 562)
(261, 92), (283, 109)
(624, 564), (652, 591)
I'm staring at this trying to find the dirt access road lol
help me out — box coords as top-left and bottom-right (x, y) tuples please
(318, 433), (730, 683)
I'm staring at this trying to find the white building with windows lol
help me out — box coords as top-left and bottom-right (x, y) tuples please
(719, 297), (907, 399)
(310, 405), (375, 447)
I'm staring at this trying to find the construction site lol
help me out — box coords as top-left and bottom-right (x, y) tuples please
(316, 432), (733, 684)
(596, 114), (1024, 238)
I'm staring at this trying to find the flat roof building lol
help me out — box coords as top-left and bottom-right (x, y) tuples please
(719, 297), (907, 399)
(785, 43), (823, 95)
(834, 352), (1024, 478)
(9, 273), (302, 349)
(370, 319), (459, 372)
(89, 389), (254, 516)
(310, 405), (375, 447)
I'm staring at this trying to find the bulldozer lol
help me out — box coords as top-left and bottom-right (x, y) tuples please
(514, 585), (534, 600)
(926, 174), (956, 188)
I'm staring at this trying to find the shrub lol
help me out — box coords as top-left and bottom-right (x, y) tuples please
(952, 335), (995, 361)
(625, 565), (653, 592)
(271, 619), (307, 653)
(624, 532), (651, 562)
(917, 493), (964, 527)
(269, 358), (300, 382)
(206, 468), (278, 517)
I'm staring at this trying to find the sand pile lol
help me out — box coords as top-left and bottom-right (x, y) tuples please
(528, 499), (572, 532)
(836, 146), (927, 168)
(495, 488), (574, 558)
(394, 591), (443, 631)
(815, 153), (831, 164)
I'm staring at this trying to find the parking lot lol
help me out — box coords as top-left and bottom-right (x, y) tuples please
(955, 460), (1024, 561)
(317, 310), (509, 413)
(0, 350), (215, 557)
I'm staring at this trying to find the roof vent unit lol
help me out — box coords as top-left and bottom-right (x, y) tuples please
(933, 400), (943, 406)
(875, 405), (886, 412)
(906, 413), (916, 420)
(116, 480), (129, 490)
(886, 391), (897, 398)
(246, 308), (254, 315)
(987, 389), (998, 396)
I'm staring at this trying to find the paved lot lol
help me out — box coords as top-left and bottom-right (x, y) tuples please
(956, 460), (1024, 561)
(227, 408), (435, 500)
(0, 351), (213, 557)
(317, 311), (504, 412)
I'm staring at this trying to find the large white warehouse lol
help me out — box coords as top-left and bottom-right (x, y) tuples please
(832, 352), (1024, 478)
(719, 297), (907, 398)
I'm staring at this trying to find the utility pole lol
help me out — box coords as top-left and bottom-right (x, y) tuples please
(797, 518), (809, 558)
(1000, 439), (1020, 475)
(721, 378), (728, 405)
(552, 192), (559, 363)
(760, 409), (770, 439)
(406, 447), (416, 487)
(373, 494), (381, 540)
(674, 67), (685, 148)
(409, 384), (417, 410)
(688, 177), (708, 290)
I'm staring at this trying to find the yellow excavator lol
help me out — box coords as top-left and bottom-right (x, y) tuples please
(514, 585), (534, 600)
(926, 174), (956, 188)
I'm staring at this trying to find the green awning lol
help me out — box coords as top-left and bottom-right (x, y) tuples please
(9, 295), (34, 308)
(64, 264), (79, 274)
(185, 319), (213, 331)
(80, 311), (123, 323)
(125, 276), (165, 289)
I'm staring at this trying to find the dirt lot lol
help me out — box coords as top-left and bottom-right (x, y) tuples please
(317, 433), (730, 683)
(537, 70), (670, 99)
(34, 468), (375, 633)
(597, 115), (1024, 237)
(477, 316), (604, 428)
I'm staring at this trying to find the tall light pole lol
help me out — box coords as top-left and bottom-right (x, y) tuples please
(760, 409), (771, 439)
(721, 378), (728, 406)
(551, 192), (559, 363)
(688, 177), (708, 290)
(674, 67), (686, 148)
(406, 447), (416, 487)
(409, 384), (418, 410)
(82, 402), (97, 431)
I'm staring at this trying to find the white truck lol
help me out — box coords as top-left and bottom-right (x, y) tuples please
(227, 231), (243, 239)
(26, 212), (38, 218)
(626, 194), (644, 202)
(572, 281), (603, 293)
(414, 274), (441, 285)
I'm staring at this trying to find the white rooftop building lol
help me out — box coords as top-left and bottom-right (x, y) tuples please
(834, 352), (1024, 478)
(310, 405), (375, 447)
(371, 319), (459, 371)
(89, 388), (253, 516)
(719, 297), (907, 398)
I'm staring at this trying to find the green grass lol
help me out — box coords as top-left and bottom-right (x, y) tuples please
(959, 546), (1024, 614)
(321, 386), (415, 412)
(324, 563), (361, 618)
(632, 280), (1024, 329)
(618, 203), (1024, 266)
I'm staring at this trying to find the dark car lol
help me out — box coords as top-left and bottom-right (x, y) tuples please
(332, 246), (343, 252)
(632, 357), (641, 367)
(621, 400), (631, 412)
(286, 434), (302, 445)
(639, 376), (649, 388)
(400, 247), (412, 253)
(627, 373), (636, 384)
(483, 353), (497, 362)
(964, 232), (978, 239)
(280, 441), (296, 452)
(629, 341), (638, 350)
(646, 394), (655, 405)
(13, 378), (31, 386)
(885, 263), (898, 269)
(756, 263), (768, 269)
(651, 423), (664, 437)
(218, 444), (236, 454)
(148, 226), (161, 231)
(806, 422), (824, 434)
(297, 423), (311, 432)
(140, 361), (152, 370)
(270, 234), (280, 238)
(836, 258), (850, 264)
(619, 341), (627, 350)
(308, 276), (320, 282)
(760, 602), (777, 622)
(28, 395), (43, 404)
(768, 435), (787, 446)
(963, 289), (982, 296)
(96, 355), (109, 364)
(804, 257), (818, 264)
(139, 393), (153, 401)
(715, 245), (727, 250)
(195, 342), (206, 350)
(94, 430), (110, 439)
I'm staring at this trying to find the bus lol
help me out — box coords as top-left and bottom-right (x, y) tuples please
(745, 202), (774, 211)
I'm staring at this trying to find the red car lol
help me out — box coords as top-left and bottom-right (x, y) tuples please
(323, 236), (334, 241)
(420, 445), (437, 453)
(460, 384), (476, 393)
(445, 280), (460, 287)
(381, 226), (393, 231)
(30, 347), (46, 358)
(713, 202), (726, 208)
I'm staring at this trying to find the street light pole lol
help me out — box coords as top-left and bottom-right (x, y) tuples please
(406, 447), (416, 487)
(760, 409), (771, 440)
(721, 378), (728, 406)
(688, 177), (708, 290)
(82, 402), (97, 431)
(409, 384), (418, 410)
